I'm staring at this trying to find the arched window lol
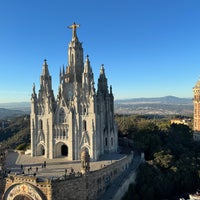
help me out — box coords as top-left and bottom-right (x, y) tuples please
(111, 137), (113, 146)
(83, 120), (87, 131)
(105, 137), (108, 146)
(83, 106), (87, 115)
(59, 108), (65, 123)
(39, 119), (43, 130)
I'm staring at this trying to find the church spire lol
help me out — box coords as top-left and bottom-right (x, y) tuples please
(67, 22), (84, 83)
(82, 55), (95, 96)
(31, 83), (38, 114)
(42, 59), (49, 77)
(84, 55), (91, 73)
(100, 64), (105, 76)
(97, 64), (108, 95)
(32, 83), (36, 98)
(39, 59), (53, 97)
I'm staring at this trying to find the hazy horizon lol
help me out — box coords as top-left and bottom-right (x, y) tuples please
(0, 95), (193, 105)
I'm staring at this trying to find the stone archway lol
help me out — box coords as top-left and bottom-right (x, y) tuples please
(13, 195), (33, 200)
(3, 183), (46, 200)
(37, 144), (45, 156)
(55, 142), (68, 157)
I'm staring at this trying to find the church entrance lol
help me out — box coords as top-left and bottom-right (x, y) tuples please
(13, 195), (33, 200)
(41, 146), (45, 155)
(37, 144), (45, 156)
(55, 142), (68, 157)
(61, 145), (68, 156)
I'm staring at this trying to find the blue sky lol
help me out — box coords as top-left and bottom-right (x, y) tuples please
(0, 0), (200, 103)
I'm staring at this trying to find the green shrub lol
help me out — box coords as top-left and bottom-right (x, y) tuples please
(16, 143), (28, 150)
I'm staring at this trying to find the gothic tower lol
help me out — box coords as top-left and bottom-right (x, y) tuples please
(193, 79), (200, 140)
(30, 23), (118, 161)
(31, 60), (56, 158)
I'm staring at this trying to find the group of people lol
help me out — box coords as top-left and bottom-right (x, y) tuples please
(20, 161), (47, 176)
(5, 161), (86, 180)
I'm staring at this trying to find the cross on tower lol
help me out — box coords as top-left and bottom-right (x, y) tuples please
(68, 22), (80, 38)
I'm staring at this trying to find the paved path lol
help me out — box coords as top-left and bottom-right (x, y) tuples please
(4, 150), (125, 179)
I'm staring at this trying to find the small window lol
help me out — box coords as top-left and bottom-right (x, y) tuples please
(83, 120), (87, 131)
(83, 106), (87, 115)
(59, 108), (65, 123)
(39, 120), (43, 130)
(111, 137), (113, 146)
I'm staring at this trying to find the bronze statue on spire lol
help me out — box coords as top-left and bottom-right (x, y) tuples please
(68, 22), (80, 38)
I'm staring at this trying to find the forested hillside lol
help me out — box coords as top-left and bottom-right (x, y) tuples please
(0, 115), (30, 149)
(117, 115), (200, 200)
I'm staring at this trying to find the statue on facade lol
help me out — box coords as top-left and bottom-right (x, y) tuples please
(81, 149), (90, 174)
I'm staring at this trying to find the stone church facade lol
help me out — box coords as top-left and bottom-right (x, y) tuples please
(30, 23), (118, 161)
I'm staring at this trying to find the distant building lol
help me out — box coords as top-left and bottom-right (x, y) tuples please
(189, 192), (200, 200)
(30, 23), (118, 161)
(193, 79), (200, 141)
(170, 118), (191, 126)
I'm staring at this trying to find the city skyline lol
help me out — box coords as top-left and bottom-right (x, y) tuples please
(0, 0), (200, 103)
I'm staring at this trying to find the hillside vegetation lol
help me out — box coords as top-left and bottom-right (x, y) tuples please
(117, 115), (200, 200)
(0, 115), (30, 150)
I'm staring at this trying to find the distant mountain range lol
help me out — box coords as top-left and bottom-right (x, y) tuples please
(0, 96), (194, 118)
(115, 96), (192, 105)
(115, 96), (193, 115)
(0, 102), (30, 110)
(0, 102), (30, 119)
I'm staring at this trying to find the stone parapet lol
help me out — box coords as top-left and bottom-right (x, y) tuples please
(50, 152), (135, 200)
(2, 152), (141, 200)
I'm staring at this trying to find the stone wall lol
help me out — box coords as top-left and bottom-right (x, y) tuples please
(51, 153), (134, 200)
(112, 169), (137, 200)
(2, 152), (138, 200)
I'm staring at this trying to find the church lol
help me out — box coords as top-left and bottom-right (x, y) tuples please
(30, 23), (118, 161)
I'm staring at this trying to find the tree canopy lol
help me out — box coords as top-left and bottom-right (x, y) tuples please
(119, 115), (200, 199)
